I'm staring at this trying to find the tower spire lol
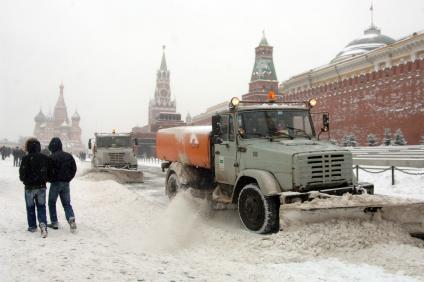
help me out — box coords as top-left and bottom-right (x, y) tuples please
(259, 30), (269, 46)
(160, 45), (167, 71)
(60, 81), (64, 96)
(370, 2), (374, 27)
(53, 82), (69, 125)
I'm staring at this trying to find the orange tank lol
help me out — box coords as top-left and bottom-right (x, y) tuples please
(156, 126), (212, 169)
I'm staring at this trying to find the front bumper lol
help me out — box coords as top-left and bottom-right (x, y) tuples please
(96, 163), (137, 170)
(280, 182), (374, 204)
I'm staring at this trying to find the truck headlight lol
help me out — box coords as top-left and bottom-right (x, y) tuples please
(308, 98), (317, 107)
(230, 97), (240, 108)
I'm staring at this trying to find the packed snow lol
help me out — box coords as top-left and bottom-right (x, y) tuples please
(1, 158), (424, 282)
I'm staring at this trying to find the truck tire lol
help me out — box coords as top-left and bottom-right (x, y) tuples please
(238, 183), (279, 234)
(166, 173), (181, 199)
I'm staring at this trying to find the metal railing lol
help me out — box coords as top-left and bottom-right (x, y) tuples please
(349, 145), (424, 185)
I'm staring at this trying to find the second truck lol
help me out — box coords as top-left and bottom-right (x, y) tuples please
(88, 131), (143, 183)
(156, 96), (424, 235)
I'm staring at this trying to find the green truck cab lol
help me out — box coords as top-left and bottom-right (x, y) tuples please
(161, 97), (373, 234)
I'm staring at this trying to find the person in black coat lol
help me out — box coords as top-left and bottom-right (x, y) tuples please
(47, 137), (77, 232)
(19, 138), (52, 237)
(12, 147), (19, 166)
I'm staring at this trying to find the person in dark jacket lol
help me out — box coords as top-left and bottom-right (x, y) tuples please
(47, 137), (77, 233)
(12, 147), (19, 166)
(19, 138), (52, 238)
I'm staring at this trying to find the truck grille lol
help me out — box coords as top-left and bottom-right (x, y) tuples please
(294, 152), (352, 190)
(108, 152), (125, 164)
(306, 154), (345, 185)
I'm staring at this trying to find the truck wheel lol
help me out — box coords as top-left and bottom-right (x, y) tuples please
(166, 173), (181, 199)
(238, 183), (279, 234)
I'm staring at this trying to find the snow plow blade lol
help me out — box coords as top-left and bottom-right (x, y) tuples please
(280, 194), (424, 236)
(88, 168), (144, 183)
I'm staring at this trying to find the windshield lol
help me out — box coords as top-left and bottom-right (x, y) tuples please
(237, 110), (314, 139)
(96, 136), (131, 148)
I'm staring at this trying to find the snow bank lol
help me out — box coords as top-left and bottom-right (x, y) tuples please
(358, 168), (424, 200)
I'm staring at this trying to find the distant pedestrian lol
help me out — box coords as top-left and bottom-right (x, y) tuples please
(19, 138), (52, 238)
(47, 137), (77, 233)
(0, 146), (6, 160)
(78, 151), (86, 161)
(17, 148), (25, 166)
(12, 147), (19, 166)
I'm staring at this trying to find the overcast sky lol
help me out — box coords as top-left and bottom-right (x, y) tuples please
(1, 0), (423, 143)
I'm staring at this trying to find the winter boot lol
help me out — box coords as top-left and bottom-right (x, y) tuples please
(47, 222), (59, 230)
(69, 217), (77, 234)
(40, 224), (48, 238)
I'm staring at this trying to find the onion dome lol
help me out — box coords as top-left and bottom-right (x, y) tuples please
(72, 111), (80, 121)
(331, 25), (395, 63)
(34, 109), (46, 123)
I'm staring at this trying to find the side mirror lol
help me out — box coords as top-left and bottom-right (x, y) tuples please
(322, 113), (330, 132)
(212, 114), (222, 136)
(88, 139), (92, 150)
(317, 113), (330, 140)
(212, 114), (223, 144)
(213, 135), (223, 144)
(134, 138), (138, 146)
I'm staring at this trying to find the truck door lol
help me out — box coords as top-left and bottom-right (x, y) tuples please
(214, 114), (237, 184)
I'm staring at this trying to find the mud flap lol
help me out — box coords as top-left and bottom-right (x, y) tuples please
(280, 202), (424, 237)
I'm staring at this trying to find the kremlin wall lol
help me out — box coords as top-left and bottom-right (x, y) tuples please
(283, 58), (424, 145)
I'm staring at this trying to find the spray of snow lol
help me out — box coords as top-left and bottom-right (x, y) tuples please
(142, 190), (211, 252)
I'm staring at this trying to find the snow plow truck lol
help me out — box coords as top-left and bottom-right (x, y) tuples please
(156, 95), (424, 236)
(88, 131), (143, 183)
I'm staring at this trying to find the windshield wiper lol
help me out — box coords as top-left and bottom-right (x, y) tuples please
(286, 127), (311, 140)
(269, 130), (294, 140)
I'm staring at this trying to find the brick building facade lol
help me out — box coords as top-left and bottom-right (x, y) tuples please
(284, 59), (424, 145)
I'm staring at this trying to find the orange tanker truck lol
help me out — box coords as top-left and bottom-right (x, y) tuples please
(156, 96), (424, 235)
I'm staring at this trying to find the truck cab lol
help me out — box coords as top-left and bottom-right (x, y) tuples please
(89, 132), (138, 170)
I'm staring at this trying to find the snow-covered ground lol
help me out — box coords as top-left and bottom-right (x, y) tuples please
(1, 157), (424, 282)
